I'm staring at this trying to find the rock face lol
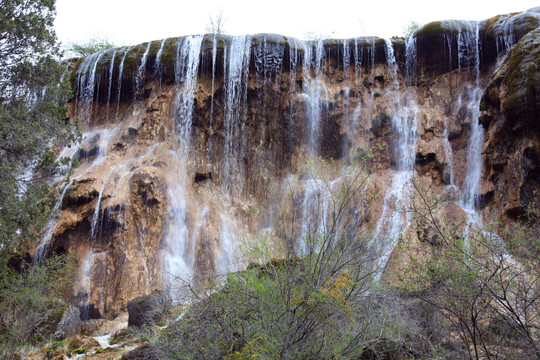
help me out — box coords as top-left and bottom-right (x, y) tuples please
(480, 27), (540, 222)
(36, 8), (540, 318)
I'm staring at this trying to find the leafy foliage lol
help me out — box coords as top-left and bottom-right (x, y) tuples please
(398, 177), (540, 359)
(0, 255), (77, 353)
(403, 21), (422, 37)
(0, 0), (77, 261)
(65, 36), (116, 57)
(144, 157), (429, 359)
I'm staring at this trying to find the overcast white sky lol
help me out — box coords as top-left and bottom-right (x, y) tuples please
(55, 0), (539, 47)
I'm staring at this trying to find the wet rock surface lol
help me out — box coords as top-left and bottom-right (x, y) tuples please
(37, 7), (540, 319)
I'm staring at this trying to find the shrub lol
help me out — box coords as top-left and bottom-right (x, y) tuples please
(399, 177), (540, 359)
(147, 156), (428, 359)
(0, 254), (77, 354)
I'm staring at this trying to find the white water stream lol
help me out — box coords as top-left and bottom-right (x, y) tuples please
(370, 39), (418, 278)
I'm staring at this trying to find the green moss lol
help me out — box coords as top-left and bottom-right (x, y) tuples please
(482, 14), (505, 38)
(69, 57), (84, 84)
(415, 20), (472, 37)
(157, 37), (180, 67)
(95, 48), (116, 69)
(483, 10), (538, 40)
(501, 29), (539, 112)
(73, 347), (86, 354)
(121, 42), (149, 77)
(217, 38), (226, 49)
(415, 21), (445, 37)
(200, 34), (228, 54)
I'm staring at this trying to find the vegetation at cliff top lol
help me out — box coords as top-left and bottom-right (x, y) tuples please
(65, 35), (117, 57)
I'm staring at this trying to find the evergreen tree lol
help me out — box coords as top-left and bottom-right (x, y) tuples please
(0, 0), (76, 260)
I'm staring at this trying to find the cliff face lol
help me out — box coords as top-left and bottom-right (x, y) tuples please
(37, 8), (540, 319)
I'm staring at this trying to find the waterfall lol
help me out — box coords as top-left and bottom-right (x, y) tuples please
(105, 50), (117, 122)
(495, 33), (516, 58)
(164, 35), (204, 288)
(371, 39), (419, 277)
(298, 178), (333, 255)
(351, 38), (363, 126)
(34, 183), (72, 261)
(455, 24), (484, 227)
(135, 41), (152, 98)
(90, 182), (106, 239)
(405, 36), (417, 80)
(443, 115), (456, 187)
(173, 35), (204, 155)
(217, 212), (240, 274)
(302, 39), (327, 155)
(343, 39), (350, 79)
(75, 51), (104, 123)
(154, 38), (167, 86)
(222, 35), (252, 192)
(295, 39), (330, 254)
(208, 34), (217, 153)
(74, 250), (106, 320)
(116, 46), (132, 120)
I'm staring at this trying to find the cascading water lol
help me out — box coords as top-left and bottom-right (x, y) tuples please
(90, 181), (106, 239)
(371, 39), (418, 277)
(154, 38), (167, 87)
(350, 38), (365, 127)
(405, 36), (417, 81)
(74, 250), (106, 320)
(34, 183), (72, 261)
(207, 34), (218, 154)
(343, 39), (350, 79)
(446, 23), (487, 243)
(105, 50), (117, 122)
(75, 51), (104, 122)
(298, 178), (334, 255)
(116, 46), (132, 120)
(302, 39), (327, 152)
(37, 15), (537, 321)
(222, 35), (252, 192)
(164, 35), (203, 288)
(135, 41), (152, 98)
(295, 39), (331, 254)
(442, 114), (456, 187)
(174, 36), (204, 155)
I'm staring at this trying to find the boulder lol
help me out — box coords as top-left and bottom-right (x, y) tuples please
(127, 290), (171, 327)
(80, 319), (106, 336)
(54, 306), (81, 340)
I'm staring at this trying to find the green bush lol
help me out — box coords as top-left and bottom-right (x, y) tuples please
(147, 157), (427, 359)
(0, 255), (77, 354)
(398, 177), (540, 359)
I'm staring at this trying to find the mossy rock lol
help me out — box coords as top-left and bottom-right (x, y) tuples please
(482, 8), (540, 40)
(250, 33), (290, 48)
(500, 29), (540, 120)
(415, 20), (476, 37)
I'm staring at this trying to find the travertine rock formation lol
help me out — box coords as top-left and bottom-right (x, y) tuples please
(36, 8), (539, 319)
